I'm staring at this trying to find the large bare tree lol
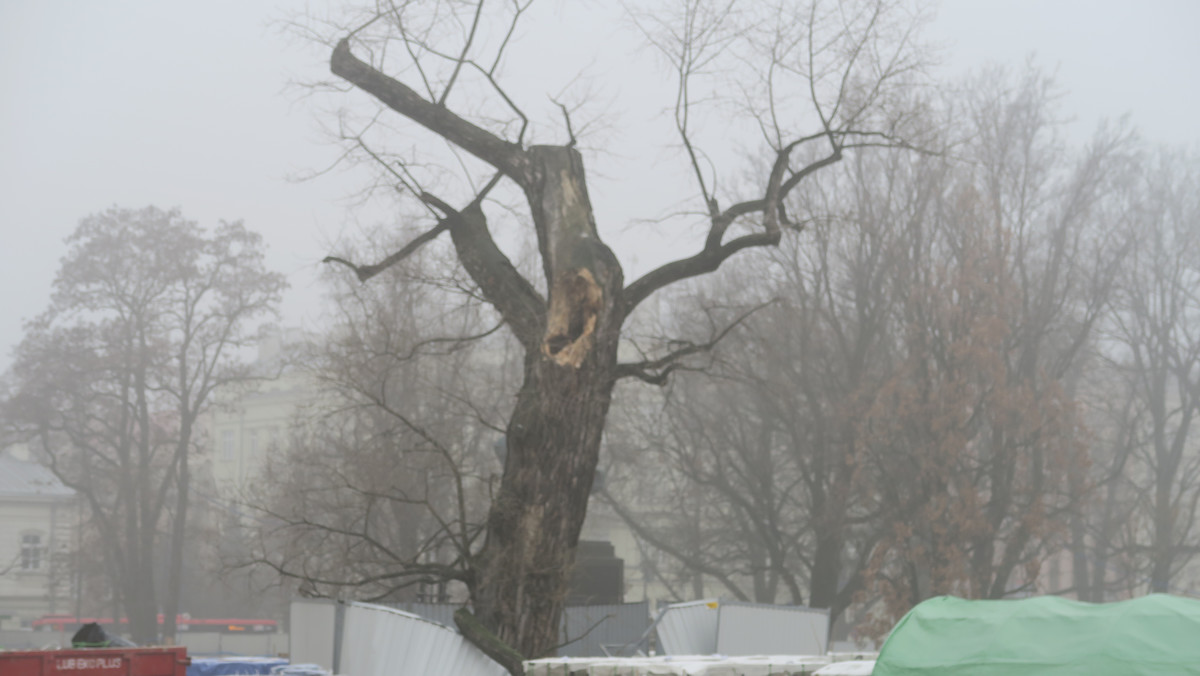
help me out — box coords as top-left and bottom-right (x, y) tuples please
(312, 0), (930, 667)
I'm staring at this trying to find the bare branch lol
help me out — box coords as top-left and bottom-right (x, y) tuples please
(324, 220), (450, 283)
(331, 37), (530, 185)
(623, 147), (841, 314)
(437, 0), (487, 106)
(616, 299), (776, 385)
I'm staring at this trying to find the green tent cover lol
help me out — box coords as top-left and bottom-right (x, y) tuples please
(873, 594), (1200, 675)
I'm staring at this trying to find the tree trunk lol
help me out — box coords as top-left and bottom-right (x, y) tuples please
(468, 147), (623, 665)
(471, 352), (618, 661)
(123, 561), (158, 645)
(809, 532), (840, 610)
(1068, 506), (1090, 598)
(163, 422), (191, 644)
(1150, 484), (1173, 593)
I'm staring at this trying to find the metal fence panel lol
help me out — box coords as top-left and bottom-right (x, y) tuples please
(558, 601), (651, 657)
(715, 602), (830, 656)
(339, 602), (507, 676)
(380, 600), (652, 658)
(288, 599), (336, 668)
(383, 602), (458, 629)
(655, 600), (720, 655)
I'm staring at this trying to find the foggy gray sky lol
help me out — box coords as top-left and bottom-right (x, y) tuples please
(2, 0), (1198, 368)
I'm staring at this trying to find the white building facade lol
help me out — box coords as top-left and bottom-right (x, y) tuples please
(204, 330), (318, 499)
(0, 449), (75, 628)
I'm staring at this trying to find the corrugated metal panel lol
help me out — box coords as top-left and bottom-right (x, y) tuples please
(384, 601), (459, 628)
(288, 600), (336, 669)
(558, 602), (651, 657)
(715, 602), (829, 656)
(655, 599), (721, 655)
(380, 601), (653, 658)
(338, 602), (507, 676)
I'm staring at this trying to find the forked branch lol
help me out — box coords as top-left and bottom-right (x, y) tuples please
(616, 299), (776, 385)
(322, 172), (504, 283)
(324, 172), (544, 349)
(623, 146), (842, 314)
(324, 221), (450, 283)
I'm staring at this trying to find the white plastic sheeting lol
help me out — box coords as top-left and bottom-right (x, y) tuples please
(655, 600), (830, 656)
(525, 654), (832, 675)
(338, 602), (507, 676)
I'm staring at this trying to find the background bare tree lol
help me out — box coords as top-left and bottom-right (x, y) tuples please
(1104, 148), (1200, 593)
(1071, 367), (1147, 600)
(3, 206), (284, 643)
(601, 201), (899, 629)
(604, 64), (1137, 637)
(244, 235), (517, 604)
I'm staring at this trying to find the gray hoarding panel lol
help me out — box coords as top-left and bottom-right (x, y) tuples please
(714, 602), (829, 656)
(558, 601), (651, 657)
(339, 602), (507, 676)
(655, 600), (720, 655)
(288, 599), (336, 669)
(384, 601), (458, 629)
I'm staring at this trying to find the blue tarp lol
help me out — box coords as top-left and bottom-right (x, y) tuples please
(187, 657), (289, 676)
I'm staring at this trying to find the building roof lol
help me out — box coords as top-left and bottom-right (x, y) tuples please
(0, 454), (75, 499)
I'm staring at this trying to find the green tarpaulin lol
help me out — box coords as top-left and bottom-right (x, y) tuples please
(873, 594), (1200, 675)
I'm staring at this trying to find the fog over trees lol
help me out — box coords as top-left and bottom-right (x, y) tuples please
(2, 207), (285, 643)
(243, 240), (518, 605)
(1, 0), (1199, 671)
(601, 62), (1138, 629)
(600, 71), (1200, 638)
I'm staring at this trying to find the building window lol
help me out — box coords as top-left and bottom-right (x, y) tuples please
(20, 533), (42, 571)
(221, 430), (235, 461)
(248, 429), (259, 456)
(269, 426), (281, 448)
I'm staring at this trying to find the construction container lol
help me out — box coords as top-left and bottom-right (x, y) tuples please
(0, 646), (189, 676)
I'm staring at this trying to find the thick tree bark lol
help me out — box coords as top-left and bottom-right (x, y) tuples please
(470, 347), (619, 660)
(469, 147), (624, 661)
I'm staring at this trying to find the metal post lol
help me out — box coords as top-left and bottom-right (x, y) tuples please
(331, 601), (346, 674)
